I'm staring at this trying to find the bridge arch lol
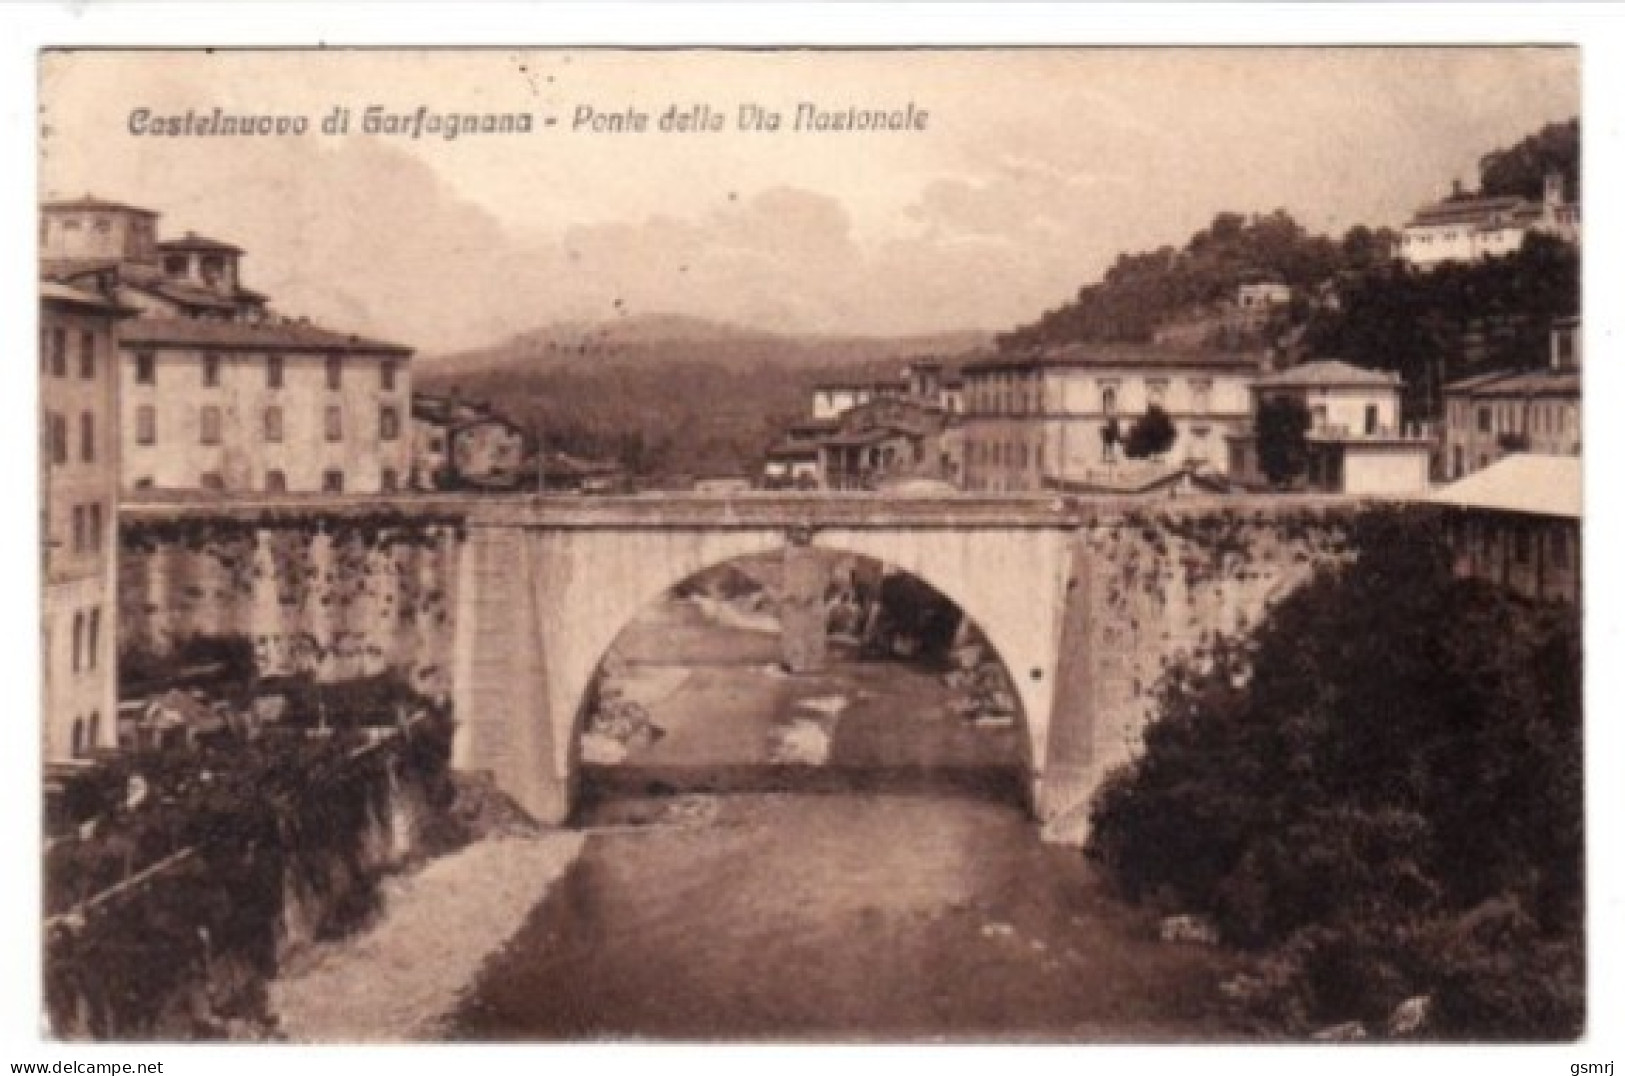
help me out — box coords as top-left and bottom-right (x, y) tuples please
(571, 546), (1041, 801)
(451, 519), (1076, 825)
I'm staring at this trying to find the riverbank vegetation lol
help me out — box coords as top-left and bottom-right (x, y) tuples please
(1087, 509), (1583, 1039)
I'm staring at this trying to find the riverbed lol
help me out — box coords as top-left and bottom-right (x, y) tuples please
(449, 598), (1249, 1041)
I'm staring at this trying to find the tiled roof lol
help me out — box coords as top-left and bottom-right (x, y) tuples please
(139, 280), (242, 312)
(1467, 371), (1581, 397)
(1254, 359), (1401, 389)
(119, 316), (412, 355)
(964, 343), (1263, 374)
(42, 195), (159, 216)
(40, 281), (135, 315)
(1444, 368), (1581, 398)
(157, 233), (244, 254)
(1430, 453), (1581, 520)
(1407, 195), (1540, 229)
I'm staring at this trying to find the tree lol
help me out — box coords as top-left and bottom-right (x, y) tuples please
(1479, 118), (1580, 203)
(1255, 394), (1312, 486)
(1123, 404), (1177, 460)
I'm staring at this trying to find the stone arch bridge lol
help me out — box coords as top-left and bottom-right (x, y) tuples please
(122, 492), (1364, 836)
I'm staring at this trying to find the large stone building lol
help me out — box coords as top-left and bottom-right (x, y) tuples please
(959, 344), (1260, 492)
(118, 318), (413, 493)
(40, 196), (413, 494)
(1441, 316), (1581, 481)
(1399, 173), (1580, 269)
(40, 280), (131, 762)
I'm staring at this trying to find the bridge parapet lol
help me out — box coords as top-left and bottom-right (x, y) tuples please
(121, 489), (1384, 530)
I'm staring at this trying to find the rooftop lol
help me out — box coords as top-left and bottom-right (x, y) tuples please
(39, 280), (135, 315)
(157, 232), (245, 255)
(42, 195), (159, 217)
(1407, 194), (1543, 229)
(964, 342), (1263, 374)
(120, 316), (412, 355)
(1254, 359), (1402, 390)
(1430, 453), (1581, 520)
(1444, 367), (1581, 398)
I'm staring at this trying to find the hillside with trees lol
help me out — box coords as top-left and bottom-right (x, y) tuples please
(1478, 118), (1580, 203)
(996, 210), (1384, 352)
(1000, 117), (1579, 423)
(415, 316), (990, 479)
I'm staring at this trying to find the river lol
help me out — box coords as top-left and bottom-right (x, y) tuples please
(449, 597), (1249, 1041)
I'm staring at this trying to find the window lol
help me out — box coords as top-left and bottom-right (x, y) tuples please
(381, 468), (399, 492)
(323, 470), (345, 493)
(380, 406), (400, 441)
(200, 254), (225, 283)
(86, 609), (99, 671)
(1514, 527), (1532, 566)
(1365, 404), (1379, 435)
(200, 405), (222, 445)
(87, 712), (100, 751)
(132, 477), (154, 490)
(72, 505), (86, 555)
(50, 329), (67, 377)
(203, 353), (221, 387)
(264, 406), (284, 443)
(79, 412), (95, 462)
(136, 405), (156, 445)
(325, 406), (344, 442)
(88, 503), (102, 554)
(267, 354), (284, 389)
(50, 413), (68, 465)
(381, 359), (398, 391)
(71, 719), (84, 759)
(71, 612), (84, 673)
(1551, 527), (1570, 570)
(1101, 386), (1118, 415)
(79, 331), (96, 379)
(326, 354), (343, 390)
(200, 472), (225, 491)
(265, 470), (287, 493)
(163, 254), (188, 276)
(1477, 406), (1492, 434)
(135, 351), (156, 385)
(1190, 378), (1213, 415)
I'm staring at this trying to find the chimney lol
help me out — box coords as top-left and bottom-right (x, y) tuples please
(1544, 171), (1565, 209)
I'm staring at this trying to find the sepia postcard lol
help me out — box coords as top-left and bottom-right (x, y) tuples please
(29, 42), (1590, 1051)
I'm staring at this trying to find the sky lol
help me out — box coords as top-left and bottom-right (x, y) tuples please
(39, 48), (1578, 354)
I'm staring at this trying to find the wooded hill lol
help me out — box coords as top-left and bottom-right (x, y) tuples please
(415, 316), (990, 478)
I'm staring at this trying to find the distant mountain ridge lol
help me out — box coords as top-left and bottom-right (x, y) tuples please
(413, 314), (994, 479)
(417, 313), (993, 378)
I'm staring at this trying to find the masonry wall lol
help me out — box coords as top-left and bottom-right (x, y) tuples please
(118, 515), (465, 694)
(1042, 501), (1358, 835)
